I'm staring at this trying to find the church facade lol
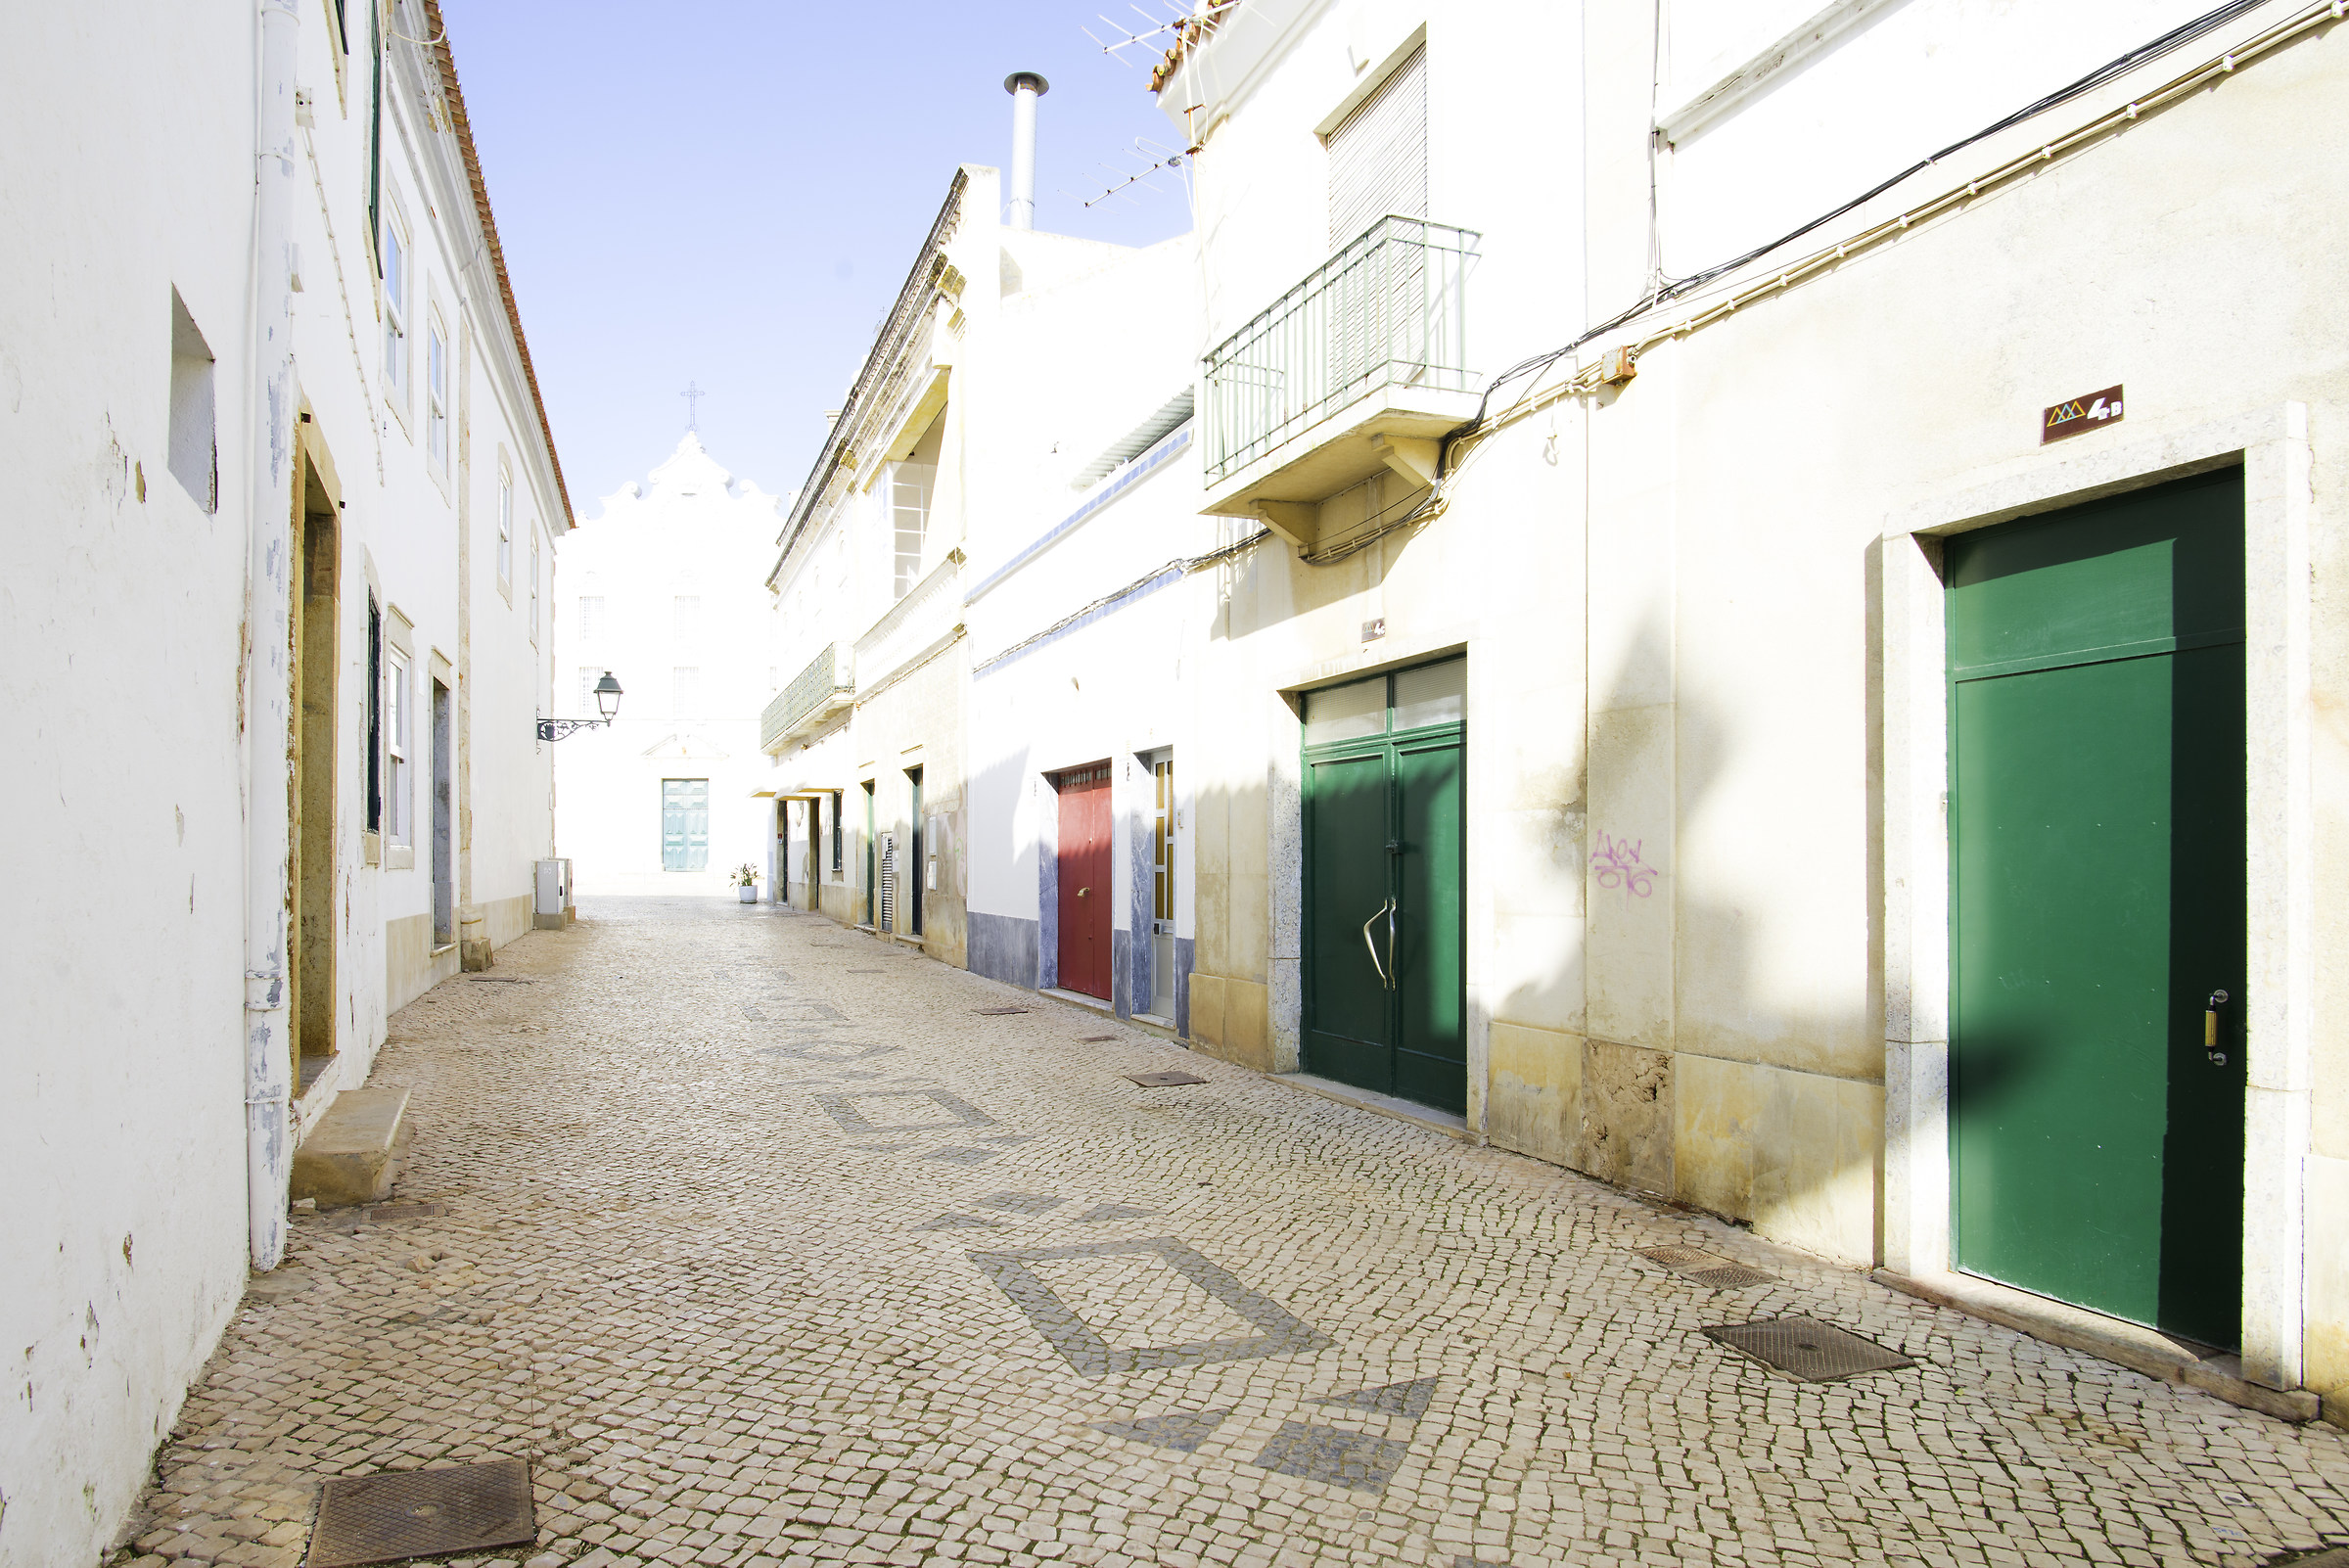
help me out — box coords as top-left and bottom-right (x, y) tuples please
(554, 433), (783, 897)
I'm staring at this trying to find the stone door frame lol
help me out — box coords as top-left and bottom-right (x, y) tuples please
(1878, 402), (2314, 1391)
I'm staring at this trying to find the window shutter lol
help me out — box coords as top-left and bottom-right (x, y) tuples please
(1327, 45), (1428, 249)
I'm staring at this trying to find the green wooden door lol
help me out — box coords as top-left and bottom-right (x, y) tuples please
(1948, 468), (2244, 1348)
(1302, 659), (1466, 1114)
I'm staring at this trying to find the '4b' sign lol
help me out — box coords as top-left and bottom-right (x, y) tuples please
(2042, 384), (2124, 443)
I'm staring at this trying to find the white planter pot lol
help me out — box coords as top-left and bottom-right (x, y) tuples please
(738, 886), (757, 903)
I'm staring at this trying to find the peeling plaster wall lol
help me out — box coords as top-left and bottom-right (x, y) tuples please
(0, 8), (259, 1565)
(0, 8), (570, 1561)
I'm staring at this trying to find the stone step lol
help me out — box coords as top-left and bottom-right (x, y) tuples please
(290, 1085), (412, 1209)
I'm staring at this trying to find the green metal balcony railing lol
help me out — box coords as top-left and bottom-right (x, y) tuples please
(761, 642), (852, 751)
(1202, 215), (1480, 485)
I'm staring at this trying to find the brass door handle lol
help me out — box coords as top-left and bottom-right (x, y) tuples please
(1361, 897), (1396, 989)
(1077, 886), (1090, 898)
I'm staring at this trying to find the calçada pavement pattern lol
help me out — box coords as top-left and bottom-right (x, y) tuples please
(116, 898), (2349, 1568)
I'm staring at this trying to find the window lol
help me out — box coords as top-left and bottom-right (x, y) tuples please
(496, 464), (513, 589)
(386, 649), (412, 848)
(672, 595), (701, 645)
(890, 462), (933, 599)
(672, 667), (701, 718)
(662, 778), (710, 871)
(577, 595), (604, 641)
(579, 668), (602, 711)
(830, 790), (844, 875)
(1302, 655), (1465, 746)
(529, 531), (540, 642)
(167, 291), (217, 512)
(381, 206), (407, 396)
(1153, 756), (1176, 926)
(425, 316), (448, 471)
(1326, 43), (1428, 247)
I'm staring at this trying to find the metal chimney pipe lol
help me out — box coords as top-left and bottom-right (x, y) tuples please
(1003, 71), (1049, 231)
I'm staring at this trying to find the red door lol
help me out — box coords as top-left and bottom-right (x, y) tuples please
(1056, 764), (1113, 999)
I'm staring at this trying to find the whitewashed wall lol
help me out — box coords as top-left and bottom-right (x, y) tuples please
(0, 3), (570, 1560)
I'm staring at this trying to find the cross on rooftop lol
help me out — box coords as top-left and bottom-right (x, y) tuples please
(680, 381), (705, 431)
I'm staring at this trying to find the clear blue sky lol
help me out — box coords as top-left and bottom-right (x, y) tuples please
(442, 2), (1195, 521)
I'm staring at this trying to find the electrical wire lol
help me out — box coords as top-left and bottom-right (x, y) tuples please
(1458, 0), (2278, 438)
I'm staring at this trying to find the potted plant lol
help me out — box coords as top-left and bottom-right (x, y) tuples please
(732, 864), (760, 903)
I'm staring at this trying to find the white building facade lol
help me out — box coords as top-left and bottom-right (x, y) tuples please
(1151, 0), (2349, 1425)
(555, 433), (781, 897)
(0, 2), (569, 1560)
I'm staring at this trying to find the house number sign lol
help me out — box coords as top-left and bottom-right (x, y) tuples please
(2042, 385), (2124, 443)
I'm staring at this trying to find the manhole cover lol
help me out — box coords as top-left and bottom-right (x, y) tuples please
(974, 1006), (1030, 1016)
(1125, 1070), (1208, 1087)
(366, 1202), (449, 1222)
(1632, 1244), (1776, 1289)
(307, 1457), (535, 1567)
(1702, 1316), (1913, 1382)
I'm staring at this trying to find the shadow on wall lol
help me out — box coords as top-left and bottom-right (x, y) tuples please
(1485, 576), (1889, 1266)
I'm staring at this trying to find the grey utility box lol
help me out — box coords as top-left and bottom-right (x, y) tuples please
(533, 858), (573, 930)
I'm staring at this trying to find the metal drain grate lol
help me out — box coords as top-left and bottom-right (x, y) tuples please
(307, 1457), (534, 1567)
(974, 1006), (1031, 1016)
(1632, 1244), (1776, 1289)
(1125, 1070), (1208, 1087)
(1685, 1264), (1778, 1288)
(1702, 1316), (1914, 1382)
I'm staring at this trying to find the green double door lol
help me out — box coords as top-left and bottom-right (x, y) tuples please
(1303, 659), (1466, 1114)
(1948, 468), (2245, 1348)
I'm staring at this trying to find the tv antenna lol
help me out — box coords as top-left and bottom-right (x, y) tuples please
(1082, 1), (1193, 66)
(1061, 135), (1197, 209)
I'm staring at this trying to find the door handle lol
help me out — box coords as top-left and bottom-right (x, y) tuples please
(2205, 989), (2230, 1068)
(1361, 899), (1394, 988)
(1077, 886), (1090, 898)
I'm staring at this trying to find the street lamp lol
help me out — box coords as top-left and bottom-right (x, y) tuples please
(537, 671), (622, 742)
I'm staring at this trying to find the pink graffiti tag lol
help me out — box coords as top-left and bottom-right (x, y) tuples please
(1592, 831), (1658, 898)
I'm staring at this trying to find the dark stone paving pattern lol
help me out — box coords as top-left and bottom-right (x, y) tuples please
(111, 897), (2349, 1568)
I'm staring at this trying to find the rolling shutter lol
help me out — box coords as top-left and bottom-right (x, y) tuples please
(1327, 45), (1428, 249)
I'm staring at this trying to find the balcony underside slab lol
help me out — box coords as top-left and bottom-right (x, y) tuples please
(1201, 383), (1482, 550)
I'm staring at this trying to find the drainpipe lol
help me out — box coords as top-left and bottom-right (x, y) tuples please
(1003, 71), (1048, 231)
(245, 0), (300, 1271)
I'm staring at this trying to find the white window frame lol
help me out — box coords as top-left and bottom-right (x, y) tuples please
(380, 195), (410, 415)
(496, 454), (514, 598)
(425, 309), (449, 474)
(386, 648), (413, 851)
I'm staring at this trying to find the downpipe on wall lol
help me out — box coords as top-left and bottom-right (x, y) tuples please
(244, 0), (300, 1271)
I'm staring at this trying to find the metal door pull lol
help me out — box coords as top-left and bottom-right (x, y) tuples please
(2205, 989), (2229, 1068)
(1361, 898), (1396, 989)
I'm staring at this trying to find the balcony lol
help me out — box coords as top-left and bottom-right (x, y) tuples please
(761, 642), (852, 753)
(1201, 215), (1481, 547)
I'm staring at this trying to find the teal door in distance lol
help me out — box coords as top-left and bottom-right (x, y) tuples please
(661, 778), (710, 872)
(1303, 659), (1465, 1114)
(1947, 467), (2245, 1348)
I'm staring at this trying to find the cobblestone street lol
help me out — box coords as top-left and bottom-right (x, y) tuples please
(118, 899), (2349, 1568)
